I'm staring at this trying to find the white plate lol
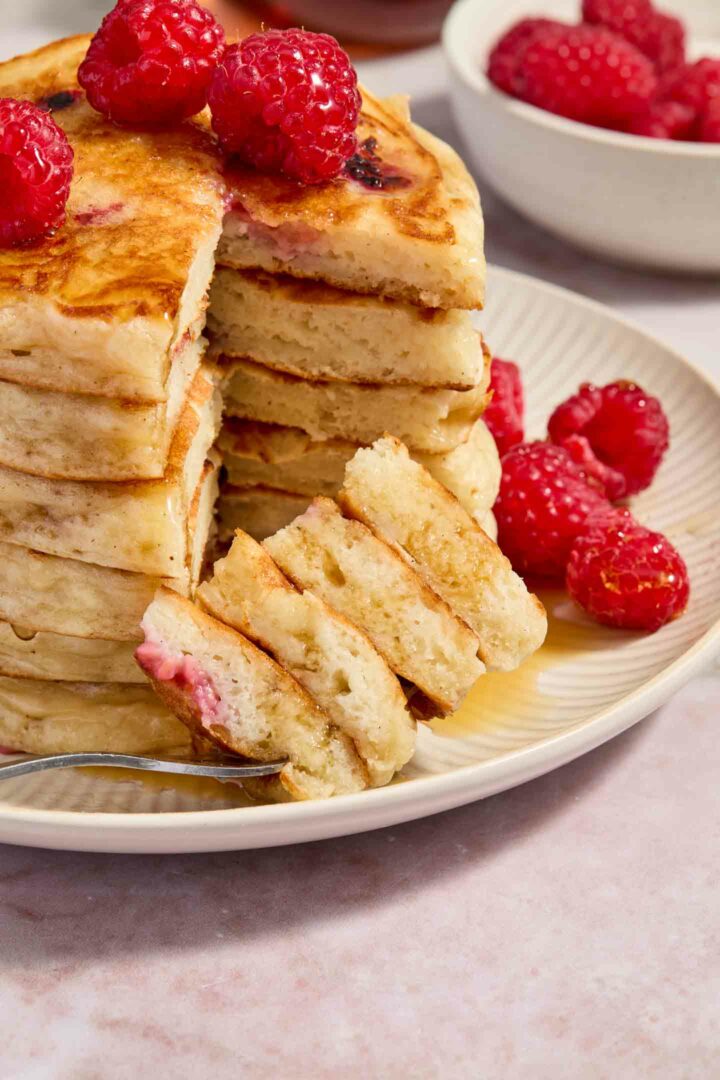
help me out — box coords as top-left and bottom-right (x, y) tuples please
(2, 266), (719, 853)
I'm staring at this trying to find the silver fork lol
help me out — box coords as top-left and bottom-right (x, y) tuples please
(0, 752), (287, 781)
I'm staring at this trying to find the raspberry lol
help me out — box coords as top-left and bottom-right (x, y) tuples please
(483, 358), (524, 457)
(700, 98), (720, 143)
(209, 29), (361, 185)
(583, 1), (685, 74)
(78, 0), (225, 127)
(631, 12), (686, 74)
(626, 99), (695, 139)
(660, 58), (720, 117)
(0, 98), (74, 247)
(517, 24), (657, 128)
(487, 18), (563, 97)
(494, 442), (610, 579)
(567, 514), (690, 631)
(555, 433), (627, 500)
(548, 381), (669, 499)
(582, 0), (652, 36)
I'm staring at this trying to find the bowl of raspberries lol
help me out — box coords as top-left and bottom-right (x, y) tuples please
(443, 0), (720, 272)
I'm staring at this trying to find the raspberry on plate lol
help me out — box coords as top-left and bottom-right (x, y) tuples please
(553, 433), (627, 501)
(0, 98), (74, 247)
(700, 98), (720, 143)
(517, 23), (658, 128)
(583, 1), (685, 74)
(209, 29), (361, 185)
(483, 357), (524, 457)
(487, 18), (563, 97)
(548, 380), (669, 499)
(567, 513), (690, 631)
(494, 442), (610, 580)
(78, 0), (225, 127)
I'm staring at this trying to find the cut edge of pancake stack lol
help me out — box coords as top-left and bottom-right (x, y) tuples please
(138, 436), (547, 801)
(0, 37), (225, 757)
(208, 88), (499, 545)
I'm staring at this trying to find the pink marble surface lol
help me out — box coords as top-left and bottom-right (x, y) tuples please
(1, 676), (718, 1078)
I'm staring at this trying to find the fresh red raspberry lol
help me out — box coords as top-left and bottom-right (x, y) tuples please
(555, 433), (627, 501)
(567, 513), (690, 631)
(483, 358), (524, 457)
(700, 98), (720, 143)
(487, 18), (563, 97)
(548, 381), (669, 499)
(626, 99), (695, 139)
(494, 442), (610, 579)
(209, 29), (361, 185)
(517, 24), (657, 128)
(78, 0), (225, 127)
(582, 0), (652, 36)
(631, 12), (686, 74)
(583, 1), (685, 74)
(0, 98), (74, 247)
(660, 58), (720, 117)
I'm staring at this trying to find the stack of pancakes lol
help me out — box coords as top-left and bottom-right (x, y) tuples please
(0, 38), (225, 755)
(207, 90), (500, 543)
(0, 36), (537, 775)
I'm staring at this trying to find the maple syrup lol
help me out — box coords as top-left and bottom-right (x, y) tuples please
(432, 589), (607, 738)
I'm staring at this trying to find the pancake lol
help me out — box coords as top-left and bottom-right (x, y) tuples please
(0, 367), (222, 575)
(0, 36), (224, 401)
(0, 455), (218, 641)
(136, 589), (369, 800)
(339, 436), (548, 672)
(221, 345), (491, 453)
(208, 268), (482, 388)
(0, 451), (218, 643)
(220, 416), (501, 523)
(217, 483), (498, 545)
(0, 335), (203, 481)
(218, 485), (311, 542)
(218, 90), (485, 310)
(264, 498), (485, 715)
(0, 677), (191, 756)
(198, 530), (415, 787)
(0, 621), (142, 683)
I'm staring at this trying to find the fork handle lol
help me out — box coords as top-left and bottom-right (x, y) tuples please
(0, 752), (287, 780)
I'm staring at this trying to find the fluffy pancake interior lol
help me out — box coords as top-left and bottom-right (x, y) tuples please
(199, 530), (416, 786)
(264, 498), (485, 714)
(137, 589), (368, 800)
(339, 436), (548, 671)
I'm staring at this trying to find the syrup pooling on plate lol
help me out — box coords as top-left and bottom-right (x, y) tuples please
(79, 765), (253, 805)
(430, 589), (619, 744)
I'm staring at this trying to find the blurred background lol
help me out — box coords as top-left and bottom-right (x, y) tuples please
(0, 0), (454, 57)
(0, 0), (450, 102)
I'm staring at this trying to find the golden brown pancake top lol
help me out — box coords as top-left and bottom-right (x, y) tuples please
(0, 36), (225, 325)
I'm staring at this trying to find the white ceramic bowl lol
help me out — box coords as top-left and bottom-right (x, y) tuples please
(443, 0), (720, 272)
